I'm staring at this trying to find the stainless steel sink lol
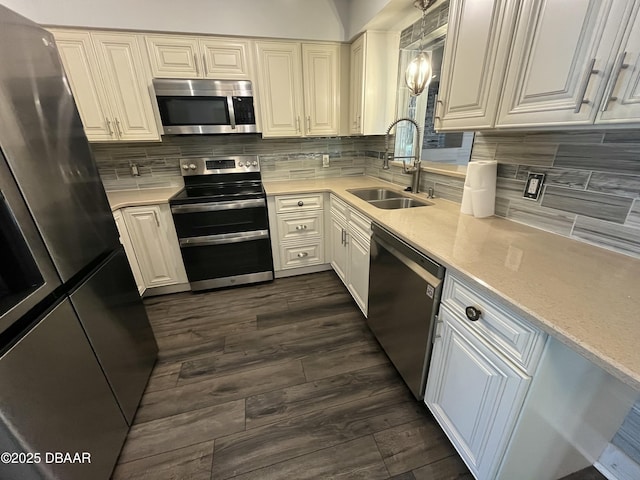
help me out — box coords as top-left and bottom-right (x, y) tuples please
(347, 188), (405, 201)
(347, 188), (432, 209)
(369, 197), (432, 209)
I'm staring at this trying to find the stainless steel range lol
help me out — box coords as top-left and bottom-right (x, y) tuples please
(170, 155), (274, 291)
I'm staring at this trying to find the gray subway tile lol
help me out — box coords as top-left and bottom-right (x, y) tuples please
(340, 167), (365, 177)
(433, 182), (463, 203)
(505, 200), (576, 236)
(474, 132), (524, 144)
(541, 185), (633, 223)
(497, 164), (518, 179)
(515, 165), (590, 189)
(586, 172), (640, 198)
(495, 197), (510, 217)
(496, 178), (527, 201)
(603, 130), (640, 144)
(571, 216), (640, 258)
(495, 143), (557, 166)
(289, 169), (316, 179)
(554, 144), (640, 174)
(626, 200), (640, 228)
(523, 131), (604, 144)
(470, 143), (497, 161)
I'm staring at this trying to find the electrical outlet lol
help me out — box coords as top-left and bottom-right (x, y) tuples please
(523, 172), (545, 200)
(322, 154), (330, 168)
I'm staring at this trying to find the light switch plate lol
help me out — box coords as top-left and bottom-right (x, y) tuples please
(523, 172), (545, 200)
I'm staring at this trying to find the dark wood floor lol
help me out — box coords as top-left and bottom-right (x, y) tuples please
(110, 271), (605, 480)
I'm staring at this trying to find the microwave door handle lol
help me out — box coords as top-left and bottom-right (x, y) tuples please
(227, 96), (237, 129)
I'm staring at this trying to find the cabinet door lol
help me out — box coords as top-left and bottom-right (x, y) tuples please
(123, 205), (187, 288)
(51, 30), (116, 142)
(302, 43), (340, 136)
(425, 308), (530, 480)
(92, 32), (160, 141)
(329, 214), (348, 283)
(201, 38), (252, 79)
(145, 35), (201, 79)
(349, 35), (365, 135)
(437, 0), (518, 131)
(113, 210), (145, 296)
(597, 4), (640, 123)
(347, 231), (370, 316)
(496, 0), (632, 128)
(255, 41), (304, 137)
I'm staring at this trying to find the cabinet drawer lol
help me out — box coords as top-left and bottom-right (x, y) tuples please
(442, 274), (546, 374)
(277, 211), (323, 240)
(275, 193), (324, 213)
(279, 241), (324, 269)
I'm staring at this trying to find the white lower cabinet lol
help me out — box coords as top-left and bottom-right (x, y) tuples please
(329, 195), (371, 316)
(117, 204), (187, 291)
(426, 272), (637, 480)
(425, 307), (530, 479)
(113, 209), (145, 296)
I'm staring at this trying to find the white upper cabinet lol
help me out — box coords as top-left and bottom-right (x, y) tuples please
(255, 41), (340, 137)
(349, 31), (400, 135)
(496, 0), (634, 127)
(596, 2), (640, 123)
(436, 0), (519, 131)
(52, 29), (160, 142)
(146, 35), (252, 80)
(92, 32), (161, 141)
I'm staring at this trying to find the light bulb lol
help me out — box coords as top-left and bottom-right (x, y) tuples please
(405, 51), (432, 96)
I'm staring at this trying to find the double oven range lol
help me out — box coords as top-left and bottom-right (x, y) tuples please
(170, 156), (274, 291)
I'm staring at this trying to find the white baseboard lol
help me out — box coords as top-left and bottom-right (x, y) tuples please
(596, 443), (640, 480)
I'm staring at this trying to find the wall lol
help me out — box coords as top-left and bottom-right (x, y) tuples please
(0, 0), (396, 42)
(472, 130), (640, 259)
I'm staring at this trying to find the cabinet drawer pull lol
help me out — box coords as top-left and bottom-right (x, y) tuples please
(574, 58), (599, 114)
(153, 211), (160, 227)
(297, 201), (304, 207)
(465, 306), (482, 322)
(114, 118), (123, 137)
(601, 51), (629, 112)
(202, 53), (207, 74)
(297, 251), (309, 258)
(296, 116), (301, 133)
(307, 116), (311, 132)
(105, 118), (114, 136)
(194, 53), (199, 75)
(295, 224), (308, 231)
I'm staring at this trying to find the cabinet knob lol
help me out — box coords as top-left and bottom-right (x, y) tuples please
(465, 306), (482, 322)
(297, 201), (304, 207)
(297, 252), (308, 258)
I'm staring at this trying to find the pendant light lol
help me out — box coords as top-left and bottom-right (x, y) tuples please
(405, 0), (436, 96)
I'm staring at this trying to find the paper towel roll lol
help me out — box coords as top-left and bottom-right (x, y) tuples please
(460, 160), (497, 218)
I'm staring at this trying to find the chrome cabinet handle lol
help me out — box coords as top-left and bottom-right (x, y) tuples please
(341, 228), (345, 245)
(295, 224), (308, 231)
(105, 118), (114, 136)
(202, 53), (207, 74)
(601, 51), (629, 112)
(433, 95), (442, 126)
(306, 116), (311, 132)
(465, 306), (482, 322)
(297, 251), (308, 258)
(574, 58), (599, 114)
(194, 53), (199, 75)
(153, 210), (160, 227)
(114, 118), (123, 137)
(296, 116), (301, 133)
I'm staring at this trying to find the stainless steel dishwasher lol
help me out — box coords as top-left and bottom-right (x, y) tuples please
(368, 223), (445, 400)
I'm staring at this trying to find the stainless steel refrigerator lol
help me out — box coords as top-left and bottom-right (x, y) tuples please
(0, 5), (158, 479)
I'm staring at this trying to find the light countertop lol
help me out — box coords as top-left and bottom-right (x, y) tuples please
(264, 176), (640, 391)
(106, 187), (183, 211)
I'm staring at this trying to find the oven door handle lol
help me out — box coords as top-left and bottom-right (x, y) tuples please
(179, 229), (269, 247)
(171, 198), (265, 214)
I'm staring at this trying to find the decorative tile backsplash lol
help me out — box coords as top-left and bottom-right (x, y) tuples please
(473, 130), (640, 258)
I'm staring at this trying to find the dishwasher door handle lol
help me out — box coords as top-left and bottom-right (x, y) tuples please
(373, 234), (442, 287)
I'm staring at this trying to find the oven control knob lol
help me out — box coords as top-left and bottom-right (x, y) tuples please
(238, 162), (244, 167)
(252, 161), (258, 166)
(189, 164), (197, 170)
(182, 164), (189, 170)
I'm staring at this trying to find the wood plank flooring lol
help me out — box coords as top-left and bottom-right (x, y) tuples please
(110, 271), (605, 480)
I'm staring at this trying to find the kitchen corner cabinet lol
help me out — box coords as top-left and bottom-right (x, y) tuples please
(329, 195), (371, 316)
(496, 0), (634, 128)
(435, 0), (518, 131)
(255, 41), (340, 137)
(113, 209), (145, 296)
(349, 31), (400, 135)
(52, 29), (160, 142)
(426, 273), (637, 480)
(145, 35), (252, 80)
(121, 204), (188, 290)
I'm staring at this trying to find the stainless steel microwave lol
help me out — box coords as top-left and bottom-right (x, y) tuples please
(152, 78), (258, 135)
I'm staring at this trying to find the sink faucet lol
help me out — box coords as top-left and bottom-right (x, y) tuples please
(384, 118), (422, 193)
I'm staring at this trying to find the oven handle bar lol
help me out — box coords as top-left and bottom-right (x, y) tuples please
(171, 198), (265, 214)
(179, 229), (269, 247)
